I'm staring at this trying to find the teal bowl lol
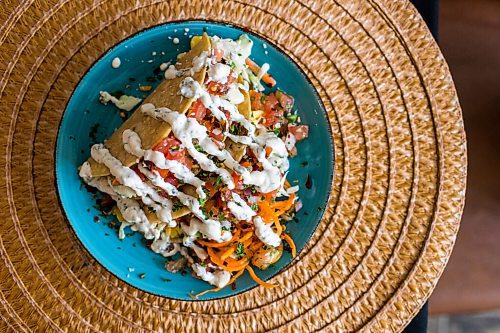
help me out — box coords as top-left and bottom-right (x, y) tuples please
(56, 21), (334, 300)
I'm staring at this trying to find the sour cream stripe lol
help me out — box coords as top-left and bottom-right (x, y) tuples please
(90, 144), (174, 226)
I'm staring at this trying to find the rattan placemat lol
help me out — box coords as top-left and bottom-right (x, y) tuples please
(0, 0), (466, 332)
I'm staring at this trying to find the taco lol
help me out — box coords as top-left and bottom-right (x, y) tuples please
(79, 32), (309, 296)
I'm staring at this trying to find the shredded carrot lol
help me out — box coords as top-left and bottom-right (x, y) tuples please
(282, 233), (297, 257)
(246, 266), (276, 288)
(239, 231), (253, 242)
(220, 246), (236, 260)
(274, 218), (283, 235)
(242, 238), (253, 248)
(273, 193), (295, 214)
(226, 268), (245, 286)
(258, 201), (279, 224)
(207, 248), (225, 267)
(245, 58), (276, 87)
(224, 258), (249, 272)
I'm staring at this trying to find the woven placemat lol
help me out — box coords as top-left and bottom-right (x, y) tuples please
(0, 0), (466, 332)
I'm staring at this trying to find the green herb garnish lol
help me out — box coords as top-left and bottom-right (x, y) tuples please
(215, 176), (223, 187)
(173, 201), (184, 212)
(198, 197), (207, 206)
(235, 243), (245, 259)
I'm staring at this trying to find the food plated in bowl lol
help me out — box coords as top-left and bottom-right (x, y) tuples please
(56, 22), (334, 299)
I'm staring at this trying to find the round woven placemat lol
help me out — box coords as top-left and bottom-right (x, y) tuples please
(0, 0), (466, 332)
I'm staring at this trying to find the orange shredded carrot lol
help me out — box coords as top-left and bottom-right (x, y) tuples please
(246, 266), (276, 288)
(273, 193), (295, 213)
(207, 248), (225, 267)
(239, 231), (253, 242)
(242, 238), (253, 248)
(282, 233), (297, 257)
(245, 58), (276, 87)
(226, 268), (245, 286)
(274, 218), (283, 235)
(220, 246), (236, 260)
(224, 258), (249, 272)
(258, 201), (279, 224)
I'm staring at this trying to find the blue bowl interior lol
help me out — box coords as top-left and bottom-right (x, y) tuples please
(56, 21), (334, 300)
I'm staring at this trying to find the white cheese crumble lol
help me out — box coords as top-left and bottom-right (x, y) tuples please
(111, 57), (121, 68)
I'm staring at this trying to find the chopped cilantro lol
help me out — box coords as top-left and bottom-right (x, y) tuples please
(198, 197), (207, 206)
(273, 128), (281, 136)
(251, 203), (258, 211)
(215, 176), (223, 187)
(173, 202), (184, 212)
(222, 226), (231, 231)
(235, 243), (245, 259)
(194, 143), (204, 152)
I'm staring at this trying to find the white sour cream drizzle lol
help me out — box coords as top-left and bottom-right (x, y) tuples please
(137, 165), (231, 243)
(253, 216), (281, 247)
(227, 192), (256, 221)
(90, 144), (175, 226)
(192, 263), (231, 288)
(79, 168), (160, 240)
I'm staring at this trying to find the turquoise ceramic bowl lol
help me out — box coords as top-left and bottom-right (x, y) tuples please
(56, 21), (334, 300)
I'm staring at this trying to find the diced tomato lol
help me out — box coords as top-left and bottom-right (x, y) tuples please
(276, 91), (294, 112)
(288, 124), (309, 141)
(209, 127), (225, 142)
(130, 165), (147, 181)
(188, 100), (207, 121)
(164, 174), (180, 187)
(249, 90), (265, 110)
(154, 136), (185, 160)
(263, 109), (284, 127)
(207, 81), (227, 95)
(213, 48), (224, 62)
(264, 93), (279, 112)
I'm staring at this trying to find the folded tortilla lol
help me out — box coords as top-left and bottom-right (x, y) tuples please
(88, 33), (211, 176)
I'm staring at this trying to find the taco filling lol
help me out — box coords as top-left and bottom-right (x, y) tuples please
(79, 33), (309, 296)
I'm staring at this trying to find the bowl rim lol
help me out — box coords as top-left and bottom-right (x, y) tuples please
(55, 19), (335, 301)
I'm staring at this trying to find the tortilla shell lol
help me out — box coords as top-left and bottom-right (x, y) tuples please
(87, 33), (211, 176)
